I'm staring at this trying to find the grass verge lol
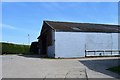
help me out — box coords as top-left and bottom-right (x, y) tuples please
(107, 65), (120, 75)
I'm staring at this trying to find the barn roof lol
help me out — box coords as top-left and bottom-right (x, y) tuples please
(44, 20), (120, 33)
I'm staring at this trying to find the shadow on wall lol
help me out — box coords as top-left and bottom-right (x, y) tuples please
(30, 41), (39, 54)
(79, 58), (120, 79)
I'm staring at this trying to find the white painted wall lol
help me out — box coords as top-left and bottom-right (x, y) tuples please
(118, 33), (120, 50)
(55, 32), (86, 58)
(47, 30), (55, 58)
(85, 33), (112, 50)
(55, 32), (118, 58)
(112, 33), (118, 50)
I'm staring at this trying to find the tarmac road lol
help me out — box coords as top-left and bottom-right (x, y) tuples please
(2, 55), (120, 79)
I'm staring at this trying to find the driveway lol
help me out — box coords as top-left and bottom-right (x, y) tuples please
(2, 55), (120, 79)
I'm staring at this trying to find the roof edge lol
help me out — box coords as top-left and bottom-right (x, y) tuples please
(44, 20), (55, 30)
(44, 20), (120, 27)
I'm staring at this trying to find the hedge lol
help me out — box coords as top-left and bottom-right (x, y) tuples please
(1, 42), (30, 54)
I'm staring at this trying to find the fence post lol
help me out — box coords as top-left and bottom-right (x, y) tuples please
(103, 51), (104, 56)
(111, 51), (112, 55)
(85, 50), (86, 57)
(94, 51), (96, 56)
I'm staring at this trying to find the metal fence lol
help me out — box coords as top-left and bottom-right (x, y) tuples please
(85, 50), (120, 57)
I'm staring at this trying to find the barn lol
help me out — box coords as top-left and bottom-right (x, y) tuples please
(37, 20), (120, 58)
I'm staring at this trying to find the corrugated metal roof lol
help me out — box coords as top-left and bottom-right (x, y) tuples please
(45, 20), (120, 33)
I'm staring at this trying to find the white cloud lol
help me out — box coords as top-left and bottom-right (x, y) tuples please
(0, 23), (18, 30)
(0, 23), (39, 34)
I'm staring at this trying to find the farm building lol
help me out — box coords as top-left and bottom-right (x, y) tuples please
(37, 20), (120, 58)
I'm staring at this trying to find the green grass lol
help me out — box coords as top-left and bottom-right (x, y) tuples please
(107, 65), (120, 75)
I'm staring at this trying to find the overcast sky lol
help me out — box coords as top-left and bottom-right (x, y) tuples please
(1, 2), (118, 45)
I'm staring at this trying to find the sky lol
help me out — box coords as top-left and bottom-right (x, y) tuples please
(1, 2), (118, 45)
